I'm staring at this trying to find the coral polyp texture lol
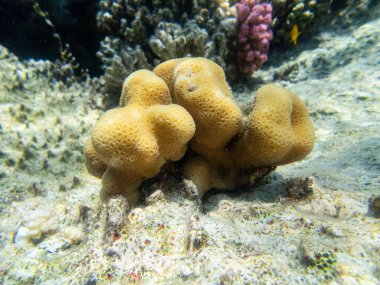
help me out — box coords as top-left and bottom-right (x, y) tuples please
(85, 70), (195, 205)
(85, 57), (314, 204)
(236, 0), (273, 75)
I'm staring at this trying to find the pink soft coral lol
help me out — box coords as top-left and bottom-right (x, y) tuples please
(236, 0), (273, 75)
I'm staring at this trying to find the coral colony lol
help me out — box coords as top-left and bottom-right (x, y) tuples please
(96, 0), (238, 94)
(236, 0), (273, 75)
(85, 57), (314, 206)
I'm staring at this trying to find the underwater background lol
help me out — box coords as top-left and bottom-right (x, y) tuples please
(0, 0), (379, 284)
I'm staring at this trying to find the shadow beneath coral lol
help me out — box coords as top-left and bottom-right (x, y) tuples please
(201, 172), (288, 213)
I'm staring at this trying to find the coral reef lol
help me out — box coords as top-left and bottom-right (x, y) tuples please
(96, 0), (238, 96)
(236, 0), (273, 75)
(86, 57), (314, 203)
(1, 3), (380, 282)
(271, 0), (333, 46)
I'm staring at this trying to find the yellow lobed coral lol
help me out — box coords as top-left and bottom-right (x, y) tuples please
(233, 84), (315, 168)
(173, 58), (243, 153)
(119, 70), (172, 108)
(85, 70), (195, 206)
(154, 57), (314, 196)
(85, 57), (314, 204)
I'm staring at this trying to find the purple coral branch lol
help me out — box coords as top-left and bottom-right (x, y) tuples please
(236, 0), (273, 75)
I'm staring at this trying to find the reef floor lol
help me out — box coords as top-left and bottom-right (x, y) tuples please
(0, 7), (379, 285)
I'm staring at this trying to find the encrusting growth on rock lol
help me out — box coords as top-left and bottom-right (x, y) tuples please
(85, 57), (314, 205)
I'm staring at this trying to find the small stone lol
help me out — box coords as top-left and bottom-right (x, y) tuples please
(85, 276), (97, 285)
(369, 195), (380, 218)
(22, 147), (34, 160)
(128, 208), (144, 224)
(17, 158), (27, 170)
(146, 189), (165, 205)
(5, 158), (16, 167)
(178, 266), (193, 280)
(182, 179), (201, 201)
(72, 176), (81, 188)
(105, 195), (129, 244)
(320, 225), (345, 237)
(79, 205), (91, 221)
(47, 150), (56, 158)
(187, 214), (208, 251)
(59, 184), (67, 192)
(37, 234), (71, 254)
(43, 159), (49, 170)
(29, 182), (43, 196)
(188, 228), (208, 251)
(61, 226), (84, 244)
(17, 113), (28, 123)
(286, 176), (315, 200)
(218, 200), (233, 212)
(104, 246), (121, 258)
(298, 240), (316, 266)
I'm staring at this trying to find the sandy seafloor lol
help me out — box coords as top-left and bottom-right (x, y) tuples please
(0, 5), (379, 285)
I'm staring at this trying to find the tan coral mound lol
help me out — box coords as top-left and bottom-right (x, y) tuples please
(85, 70), (195, 206)
(85, 57), (314, 205)
(233, 84), (315, 168)
(155, 58), (315, 196)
